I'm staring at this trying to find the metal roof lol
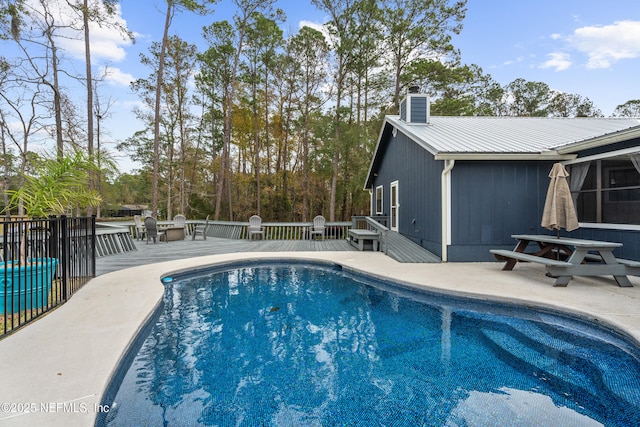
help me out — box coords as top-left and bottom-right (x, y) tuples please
(365, 115), (640, 189)
(386, 115), (640, 155)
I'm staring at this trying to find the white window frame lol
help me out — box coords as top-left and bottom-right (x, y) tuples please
(565, 147), (640, 230)
(390, 180), (399, 231)
(375, 185), (384, 215)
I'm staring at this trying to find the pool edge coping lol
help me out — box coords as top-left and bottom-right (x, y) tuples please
(0, 251), (639, 427)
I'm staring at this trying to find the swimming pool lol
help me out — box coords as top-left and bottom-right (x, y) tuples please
(97, 261), (640, 426)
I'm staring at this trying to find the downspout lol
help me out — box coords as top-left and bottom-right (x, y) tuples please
(441, 159), (455, 262)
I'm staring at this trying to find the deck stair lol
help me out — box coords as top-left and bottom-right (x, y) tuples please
(385, 231), (440, 263)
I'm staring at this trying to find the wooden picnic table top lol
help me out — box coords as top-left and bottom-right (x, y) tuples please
(496, 234), (634, 287)
(511, 234), (623, 249)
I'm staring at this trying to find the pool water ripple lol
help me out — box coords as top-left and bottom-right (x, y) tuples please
(98, 262), (640, 427)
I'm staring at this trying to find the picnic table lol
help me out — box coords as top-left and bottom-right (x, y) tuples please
(490, 234), (640, 287)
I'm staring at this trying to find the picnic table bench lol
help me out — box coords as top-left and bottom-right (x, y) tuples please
(491, 234), (640, 287)
(348, 229), (380, 251)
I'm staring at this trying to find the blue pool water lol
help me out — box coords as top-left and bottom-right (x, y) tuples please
(98, 262), (640, 426)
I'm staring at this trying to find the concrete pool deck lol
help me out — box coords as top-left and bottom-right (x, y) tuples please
(1, 251), (639, 426)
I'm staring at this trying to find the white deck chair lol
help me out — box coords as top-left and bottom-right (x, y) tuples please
(173, 214), (186, 236)
(133, 215), (145, 240)
(248, 215), (265, 240)
(310, 215), (326, 240)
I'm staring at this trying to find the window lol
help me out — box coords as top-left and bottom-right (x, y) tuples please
(572, 156), (640, 225)
(375, 185), (383, 215)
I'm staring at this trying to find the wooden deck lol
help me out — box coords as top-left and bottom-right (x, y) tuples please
(96, 230), (441, 276)
(96, 237), (357, 276)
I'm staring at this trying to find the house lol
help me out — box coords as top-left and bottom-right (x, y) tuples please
(103, 204), (149, 218)
(365, 92), (640, 262)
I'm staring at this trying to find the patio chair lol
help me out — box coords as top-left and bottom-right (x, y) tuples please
(192, 215), (209, 240)
(144, 216), (166, 244)
(310, 215), (326, 240)
(248, 215), (265, 240)
(173, 214), (186, 236)
(133, 215), (146, 240)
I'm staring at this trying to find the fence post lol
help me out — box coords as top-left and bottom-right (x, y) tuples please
(91, 215), (96, 277)
(60, 215), (69, 301)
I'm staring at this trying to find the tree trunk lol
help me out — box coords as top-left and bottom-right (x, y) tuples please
(152, 2), (173, 217)
(83, 0), (95, 216)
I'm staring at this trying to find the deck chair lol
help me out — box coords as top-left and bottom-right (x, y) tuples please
(310, 215), (326, 240)
(144, 216), (166, 244)
(173, 214), (186, 235)
(192, 215), (209, 240)
(248, 215), (265, 240)
(133, 215), (146, 240)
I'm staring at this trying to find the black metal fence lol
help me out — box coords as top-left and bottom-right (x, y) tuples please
(1, 216), (96, 337)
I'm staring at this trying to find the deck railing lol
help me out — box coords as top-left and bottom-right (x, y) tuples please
(211, 221), (351, 240)
(1, 216), (96, 337)
(117, 219), (352, 242)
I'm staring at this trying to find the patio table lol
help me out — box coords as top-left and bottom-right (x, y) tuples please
(491, 234), (639, 287)
(158, 224), (185, 241)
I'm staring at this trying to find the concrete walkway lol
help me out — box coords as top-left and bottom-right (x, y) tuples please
(1, 251), (639, 426)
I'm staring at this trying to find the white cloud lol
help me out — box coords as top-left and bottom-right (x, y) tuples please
(568, 20), (640, 69)
(299, 20), (325, 33)
(298, 19), (334, 49)
(503, 56), (525, 66)
(539, 52), (572, 71)
(24, 0), (133, 63)
(100, 66), (135, 87)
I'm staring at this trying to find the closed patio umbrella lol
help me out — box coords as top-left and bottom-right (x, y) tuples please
(541, 163), (579, 233)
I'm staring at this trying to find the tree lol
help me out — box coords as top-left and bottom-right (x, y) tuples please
(129, 35), (198, 219)
(0, 54), (51, 211)
(242, 11), (284, 215)
(4, 151), (101, 217)
(380, 0), (467, 111)
(504, 78), (551, 117)
(7, 0), (68, 158)
(613, 100), (640, 117)
(203, 0), (276, 221)
(0, 0), (25, 40)
(422, 62), (505, 116)
(310, 0), (367, 221)
(288, 25), (330, 220)
(150, 0), (216, 217)
(65, 0), (134, 214)
(547, 91), (602, 117)
(200, 20), (236, 220)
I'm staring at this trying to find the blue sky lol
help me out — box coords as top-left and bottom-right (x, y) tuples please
(4, 0), (640, 171)
(115, 0), (640, 112)
(453, 0), (640, 115)
(114, 0), (640, 137)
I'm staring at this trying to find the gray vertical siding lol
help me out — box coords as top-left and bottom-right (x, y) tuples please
(369, 127), (640, 262)
(372, 129), (443, 257)
(449, 161), (555, 261)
